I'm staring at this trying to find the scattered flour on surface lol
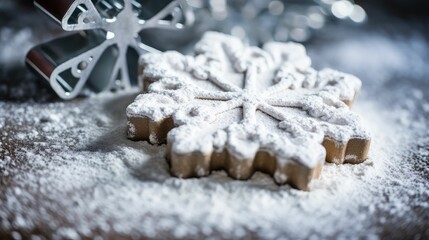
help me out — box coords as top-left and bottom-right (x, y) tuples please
(1, 83), (428, 239)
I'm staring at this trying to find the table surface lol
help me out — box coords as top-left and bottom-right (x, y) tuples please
(1, 1), (429, 239)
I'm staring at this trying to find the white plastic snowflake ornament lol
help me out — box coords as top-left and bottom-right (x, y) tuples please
(26, 0), (194, 100)
(127, 32), (371, 190)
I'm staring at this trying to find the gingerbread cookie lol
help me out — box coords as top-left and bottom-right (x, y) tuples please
(127, 32), (371, 190)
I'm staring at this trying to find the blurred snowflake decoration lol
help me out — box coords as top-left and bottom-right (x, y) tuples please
(188, 0), (366, 45)
(26, 0), (194, 99)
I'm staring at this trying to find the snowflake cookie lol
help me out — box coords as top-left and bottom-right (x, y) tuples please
(127, 32), (371, 190)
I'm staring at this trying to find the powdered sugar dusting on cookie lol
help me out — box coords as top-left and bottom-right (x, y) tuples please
(129, 32), (370, 170)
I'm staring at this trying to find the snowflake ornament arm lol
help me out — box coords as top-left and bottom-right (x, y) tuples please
(26, 0), (194, 100)
(127, 32), (371, 190)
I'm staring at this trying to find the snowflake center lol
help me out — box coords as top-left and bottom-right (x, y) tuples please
(240, 90), (263, 106)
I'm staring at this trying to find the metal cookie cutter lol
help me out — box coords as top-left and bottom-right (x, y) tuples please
(26, 0), (194, 100)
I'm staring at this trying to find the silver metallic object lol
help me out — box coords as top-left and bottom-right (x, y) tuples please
(26, 0), (194, 100)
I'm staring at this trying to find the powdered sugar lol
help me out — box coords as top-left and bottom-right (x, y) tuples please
(1, 79), (429, 239)
(1, 32), (429, 240)
(129, 32), (369, 175)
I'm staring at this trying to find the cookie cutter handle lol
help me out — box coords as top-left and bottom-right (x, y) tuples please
(26, 32), (108, 100)
(26, 45), (87, 100)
